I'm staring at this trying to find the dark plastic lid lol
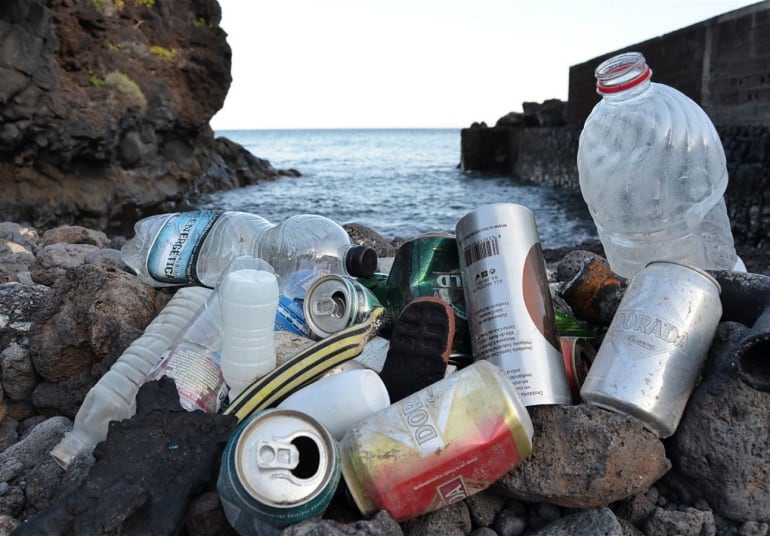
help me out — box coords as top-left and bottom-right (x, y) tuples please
(346, 245), (378, 278)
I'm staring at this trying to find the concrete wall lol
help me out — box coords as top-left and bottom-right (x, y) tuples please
(567, 1), (770, 127)
(461, 1), (770, 247)
(460, 123), (769, 247)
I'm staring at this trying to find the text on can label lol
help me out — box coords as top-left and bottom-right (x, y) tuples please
(401, 399), (444, 455)
(615, 310), (687, 348)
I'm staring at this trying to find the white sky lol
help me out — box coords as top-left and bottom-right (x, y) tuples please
(210, 0), (761, 130)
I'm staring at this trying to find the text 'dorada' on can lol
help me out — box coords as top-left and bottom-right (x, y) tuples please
(580, 261), (722, 438)
(339, 360), (533, 522)
(303, 274), (383, 339)
(217, 409), (341, 536)
(456, 203), (572, 406)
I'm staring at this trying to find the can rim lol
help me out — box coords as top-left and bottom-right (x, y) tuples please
(304, 274), (355, 338)
(234, 409), (338, 507)
(643, 260), (722, 294)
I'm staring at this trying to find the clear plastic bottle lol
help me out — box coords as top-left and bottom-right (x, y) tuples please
(50, 286), (212, 469)
(220, 268), (279, 401)
(577, 51), (741, 278)
(145, 256), (276, 413)
(145, 285), (228, 413)
(120, 211), (378, 290)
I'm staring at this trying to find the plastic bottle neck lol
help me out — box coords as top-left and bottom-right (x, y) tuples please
(343, 244), (377, 278)
(595, 52), (652, 101)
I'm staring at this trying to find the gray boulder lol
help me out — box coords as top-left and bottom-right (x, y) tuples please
(669, 322), (770, 523)
(280, 510), (404, 536)
(29, 262), (167, 383)
(0, 282), (49, 350)
(529, 507), (623, 535)
(496, 404), (670, 509)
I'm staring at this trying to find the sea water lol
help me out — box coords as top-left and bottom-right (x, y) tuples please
(194, 128), (597, 249)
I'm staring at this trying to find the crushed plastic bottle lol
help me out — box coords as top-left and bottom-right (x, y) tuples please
(577, 51), (743, 278)
(146, 257), (275, 413)
(50, 286), (211, 469)
(120, 211), (378, 290)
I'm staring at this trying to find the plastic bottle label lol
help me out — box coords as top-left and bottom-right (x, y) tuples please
(146, 211), (220, 284)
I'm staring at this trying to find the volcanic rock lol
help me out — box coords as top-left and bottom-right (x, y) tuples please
(0, 0), (284, 235)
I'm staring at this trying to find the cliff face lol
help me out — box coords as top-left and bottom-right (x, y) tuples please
(0, 0), (278, 235)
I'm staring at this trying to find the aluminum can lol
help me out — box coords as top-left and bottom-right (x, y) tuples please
(217, 408), (341, 536)
(580, 261), (722, 438)
(560, 336), (596, 403)
(339, 360), (533, 522)
(456, 203), (572, 406)
(303, 274), (383, 339)
(384, 232), (473, 367)
(357, 272), (389, 306)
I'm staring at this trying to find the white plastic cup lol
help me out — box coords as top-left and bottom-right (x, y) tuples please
(278, 368), (391, 440)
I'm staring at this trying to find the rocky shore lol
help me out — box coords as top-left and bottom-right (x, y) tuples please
(2, 3), (769, 534)
(0, 221), (768, 536)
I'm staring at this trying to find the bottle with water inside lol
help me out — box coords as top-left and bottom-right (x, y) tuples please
(577, 51), (742, 278)
(121, 211), (378, 290)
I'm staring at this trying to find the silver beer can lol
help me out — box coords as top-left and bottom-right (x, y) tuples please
(303, 274), (383, 339)
(456, 203), (572, 406)
(580, 261), (722, 438)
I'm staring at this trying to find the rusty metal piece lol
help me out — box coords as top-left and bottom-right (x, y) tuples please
(559, 257), (627, 327)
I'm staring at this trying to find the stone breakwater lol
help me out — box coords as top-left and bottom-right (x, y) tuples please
(0, 221), (768, 536)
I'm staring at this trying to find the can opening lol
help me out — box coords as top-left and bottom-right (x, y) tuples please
(330, 291), (347, 319)
(291, 435), (321, 479)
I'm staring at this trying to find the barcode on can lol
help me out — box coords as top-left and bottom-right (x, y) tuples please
(463, 236), (500, 266)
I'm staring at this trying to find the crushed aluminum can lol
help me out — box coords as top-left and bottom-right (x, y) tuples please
(580, 260), (722, 438)
(383, 232), (473, 367)
(356, 272), (389, 306)
(217, 408), (341, 536)
(303, 274), (383, 339)
(339, 360), (533, 522)
(456, 203), (572, 406)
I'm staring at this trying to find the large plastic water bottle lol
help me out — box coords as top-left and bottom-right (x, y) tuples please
(49, 286), (212, 469)
(121, 211), (378, 289)
(577, 51), (741, 278)
(220, 268), (279, 401)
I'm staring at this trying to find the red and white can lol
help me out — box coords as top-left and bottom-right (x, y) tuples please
(560, 336), (596, 403)
(339, 360), (533, 522)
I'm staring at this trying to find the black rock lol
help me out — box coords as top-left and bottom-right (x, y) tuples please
(13, 377), (238, 535)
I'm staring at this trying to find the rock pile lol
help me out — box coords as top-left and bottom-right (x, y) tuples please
(0, 221), (768, 536)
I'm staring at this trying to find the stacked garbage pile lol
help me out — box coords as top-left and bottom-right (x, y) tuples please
(0, 208), (768, 536)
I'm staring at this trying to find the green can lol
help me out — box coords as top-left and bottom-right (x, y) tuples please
(217, 409), (341, 536)
(384, 232), (473, 367)
(356, 272), (389, 306)
(303, 274), (384, 339)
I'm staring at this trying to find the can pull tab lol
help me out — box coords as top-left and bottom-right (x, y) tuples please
(312, 294), (345, 319)
(257, 439), (299, 470)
